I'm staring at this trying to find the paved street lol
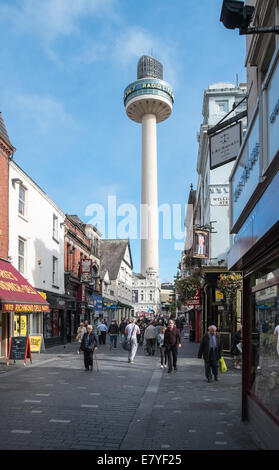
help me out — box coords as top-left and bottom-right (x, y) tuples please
(0, 337), (263, 451)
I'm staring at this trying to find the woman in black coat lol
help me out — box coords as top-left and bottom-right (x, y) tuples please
(80, 325), (98, 371)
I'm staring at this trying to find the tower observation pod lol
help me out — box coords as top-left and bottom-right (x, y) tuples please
(124, 56), (174, 277)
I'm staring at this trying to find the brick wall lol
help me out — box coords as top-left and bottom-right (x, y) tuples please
(0, 144), (10, 260)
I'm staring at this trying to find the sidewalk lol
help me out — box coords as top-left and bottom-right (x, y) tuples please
(121, 339), (264, 450)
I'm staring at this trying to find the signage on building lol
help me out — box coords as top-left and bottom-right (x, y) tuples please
(262, 47), (279, 172)
(210, 122), (242, 170)
(192, 229), (209, 259)
(92, 294), (103, 312)
(80, 259), (92, 283)
(215, 289), (224, 301)
(185, 289), (200, 307)
(230, 110), (260, 229)
(210, 186), (229, 206)
(103, 301), (117, 310)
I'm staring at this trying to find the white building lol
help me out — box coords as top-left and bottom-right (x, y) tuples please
(9, 160), (65, 337)
(182, 82), (247, 346)
(132, 268), (161, 316)
(100, 239), (134, 323)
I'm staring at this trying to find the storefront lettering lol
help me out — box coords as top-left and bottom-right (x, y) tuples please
(0, 270), (18, 281)
(233, 142), (260, 202)
(270, 98), (279, 124)
(0, 280), (38, 295)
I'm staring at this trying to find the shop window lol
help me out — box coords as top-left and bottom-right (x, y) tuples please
(44, 310), (62, 338)
(250, 262), (279, 419)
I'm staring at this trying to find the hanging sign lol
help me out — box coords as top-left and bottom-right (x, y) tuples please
(193, 229), (209, 259)
(210, 122), (242, 170)
(7, 336), (32, 366)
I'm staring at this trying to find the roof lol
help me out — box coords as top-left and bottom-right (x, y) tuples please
(133, 272), (146, 280)
(100, 239), (132, 281)
(0, 112), (13, 148)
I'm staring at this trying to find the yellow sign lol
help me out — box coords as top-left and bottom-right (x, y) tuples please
(29, 335), (42, 352)
(20, 315), (27, 336)
(38, 291), (47, 300)
(215, 290), (224, 301)
(14, 314), (18, 336)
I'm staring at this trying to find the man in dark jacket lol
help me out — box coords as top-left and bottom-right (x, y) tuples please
(163, 319), (182, 373)
(198, 325), (222, 382)
(80, 325), (98, 371)
(119, 319), (127, 344)
(108, 320), (119, 349)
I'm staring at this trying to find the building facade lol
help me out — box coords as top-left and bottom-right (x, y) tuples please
(9, 161), (65, 345)
(64, 215), (101, 338)
(132, 268), (161, 317)
(183, 82), (247, 347)
(100, 239), (133, 323)
(226, 0), (279, 449)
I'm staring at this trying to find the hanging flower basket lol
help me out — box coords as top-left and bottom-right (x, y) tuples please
(176, 276), (201, 304)
(217, 272), (242, 302)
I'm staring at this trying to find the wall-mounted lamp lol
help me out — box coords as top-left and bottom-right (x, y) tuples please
(220, 0), (279, 35)
(38, 258), (42, 265)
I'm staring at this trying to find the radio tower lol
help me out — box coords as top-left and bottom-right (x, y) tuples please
(124, 56), (174, 277)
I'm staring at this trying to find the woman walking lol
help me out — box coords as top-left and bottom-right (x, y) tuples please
(76, 322), (86, 353)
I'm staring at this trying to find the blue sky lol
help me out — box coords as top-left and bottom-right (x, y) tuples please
(0, 0), (246, 282)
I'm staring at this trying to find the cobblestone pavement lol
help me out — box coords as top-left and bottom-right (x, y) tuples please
(0, 337), (264, 450)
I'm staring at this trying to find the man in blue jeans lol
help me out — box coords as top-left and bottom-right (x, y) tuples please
(108, 320), (119, 349)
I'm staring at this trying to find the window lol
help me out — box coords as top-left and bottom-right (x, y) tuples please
(18, 185), (27, 218)
(141, 294), (144, 301)
(216, 100), (229, 114)
(53, 214), (58, 241)
(150, 291), (153, 301)
(18, 237), (25, 274)
(52, 256), (58, 286)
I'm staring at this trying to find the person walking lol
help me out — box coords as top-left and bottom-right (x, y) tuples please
(80, 325), (98, 371)
(274, 319), (279, 357)
(76, 322), (86, 353)
(144, 321), (158, 356)
(119, 319), (127, 344)
(158, 326), (167, 368)
(198, 325), (223, 382)
(125, 317), (140, 364)
(97, 320), (108, 345)
(108, 320), (119, 350)
(163, 319), (182, 373)
(231, 326), (242, 368)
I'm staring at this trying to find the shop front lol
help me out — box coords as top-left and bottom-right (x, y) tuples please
(103, 299), (118, 325)
(0, 259), (50, 357)
(228, 47), (279, 448)
(42, 292), (66, 346)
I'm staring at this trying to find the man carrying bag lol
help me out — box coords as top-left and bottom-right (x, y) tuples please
(198, 325), (223, 382)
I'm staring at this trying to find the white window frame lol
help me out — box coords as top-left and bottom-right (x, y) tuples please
(18, 236), (26, 274)
(52, 214), (59, 242)
(52, 256), (58, 286)
(18, 184), (27, 219)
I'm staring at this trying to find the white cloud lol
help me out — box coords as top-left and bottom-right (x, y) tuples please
(14, 94), (77, 134)
(0, 0), (117, 41)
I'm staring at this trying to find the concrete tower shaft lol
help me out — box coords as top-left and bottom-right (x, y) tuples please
(124, 56), (174, 276)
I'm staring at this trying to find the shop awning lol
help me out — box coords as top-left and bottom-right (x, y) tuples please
(0, 259), (50, 313)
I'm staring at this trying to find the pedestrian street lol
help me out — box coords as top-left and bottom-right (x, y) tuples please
(0, 338), (263, 451)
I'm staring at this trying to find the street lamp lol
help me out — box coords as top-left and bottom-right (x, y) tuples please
(220, 0), (279, 35)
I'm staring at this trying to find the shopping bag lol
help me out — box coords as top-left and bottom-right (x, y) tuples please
(219, 356), (227, 373)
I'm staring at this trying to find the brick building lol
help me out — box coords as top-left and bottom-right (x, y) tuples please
(0, 113), (15, 357)
(64, 215), (101, 337)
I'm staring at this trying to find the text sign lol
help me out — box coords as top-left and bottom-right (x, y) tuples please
(7, 336), (32, 365)
(29, 335), (43, 353)
(210, 122), (242, 170)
